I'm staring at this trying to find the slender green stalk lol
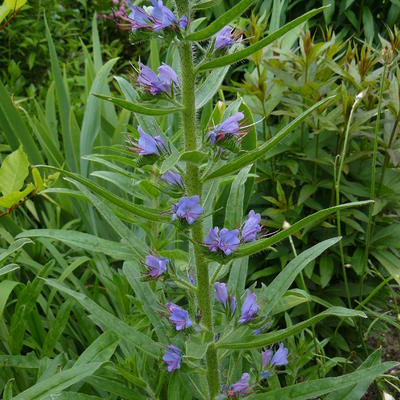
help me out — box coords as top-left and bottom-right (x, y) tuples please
(335, 92), (364, 308)
(362, 64), (387, 288)
(175, 1), (219, 397)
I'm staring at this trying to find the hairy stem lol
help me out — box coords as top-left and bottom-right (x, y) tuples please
(176, 1), (219, 397)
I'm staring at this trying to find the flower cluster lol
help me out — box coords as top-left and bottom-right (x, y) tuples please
(126, 126), (169, 156)
(137, 62), (179, 96)
(117, 0), (187, 32)
(172, 195), (203, 225)
(206, 112), (248, 145)
(204, 210), (262, 256)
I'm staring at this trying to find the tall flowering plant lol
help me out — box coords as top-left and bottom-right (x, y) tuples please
(30, 1), (395, 399)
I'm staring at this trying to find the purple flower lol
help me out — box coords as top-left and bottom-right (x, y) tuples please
(127, 4), (152, 30)
(219, 228), (240, 256)
(163, 345), (181, 372)
(161, 171), (183, 187)
(145, 255), (168, 278)
(230, 295), (237, 316)
(205, 227), (220, 252)
(172, 195), (203, 225)
(238, 290), (259, 324)
(214, 282), (228, 306)
(207, 112), (245, 144)
(137, 62), (179, 95)
(262, 349), (273, 369)
(262, 343), (289, 369)
(214, 26), (235, 50)
(204, 227), (240, 256)
(253, 322), (270, 336)
(271, 343), (289, 367)
(166, 303), (192, 330)
(126, 126), (168, 156)
(178, 15), (188, 29)
(151, 0), (177, 30)
(242, 210), (262, 242)
(230, 373), (250, 395)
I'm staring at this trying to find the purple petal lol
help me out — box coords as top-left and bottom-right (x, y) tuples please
(138, 127), (159, 155)
(271, 343), (289, 366)
(262, 349), (273, 369)
(214, 282), (228, 306)
(230, 373), (249, 394)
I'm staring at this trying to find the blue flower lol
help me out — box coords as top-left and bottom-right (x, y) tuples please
(207, 112), (245, 144)
(230, 373), (250, 395)
(126, 126), (168, 156)
(151, 0), (177, 30)
(161, 170), (184, 187)
(163, 345), (181, 372)
(219, 228), (240, 256)
(127, 3), (152, 30)
(137, 62), (179, 95)
(242, 210), (262, 242)
(166, 303), (192, 330)
(145, 255), (169, 278)
(214, 282), (228, 306)
(262, 343), (289, 369)
(204, 227), (240, 256)
(238, 290), (259, 324)
(172, 195), (203, 225)
(214, 26), (236, 50)
(253, 322), (270, 336)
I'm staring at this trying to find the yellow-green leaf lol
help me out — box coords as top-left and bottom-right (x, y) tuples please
(0, 146), (29, 196)
(0, 183), (34, 208)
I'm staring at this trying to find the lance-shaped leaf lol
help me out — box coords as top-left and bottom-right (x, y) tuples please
(198, 6), (327, 70)
(13, 362), (104, 400)
(233, 201), (371, 259)
(187, 0), (254, 41)
(36, 166), (169, 222)
(203, 96), (334, 180)
(94, 94), (183, 115)
(0, 146), (29, 195)
(217, 307), (366, 350)
(43, 279), (162, 357)
(246, 363), (397, 400)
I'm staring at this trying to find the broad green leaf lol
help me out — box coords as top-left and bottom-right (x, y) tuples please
(0, 353), (40, 369)
(0, 183), (34, 208)
(372, 250), (400, 285)
(362, 6), (374, 43)
(323, 0), (335, 24)
(260, 237), (341, 315)
(193, 0), (223, 11)
(42, 394), (102, 400)
(80, 58), (118, 177)
(37, 166), (168, 222)
(16, 229), (139, 260)
(2, 379), (13, 400)
(43, 279), (162, 358)
(94, 94), (183, 115)
(187, 0), (254, 41)
(217, 307), (366, 349)
(204, 96), (333, 180)
(13, 362), (104, 400)
(0, 280), (20, 319)
(198, 7), (326, 70)
(0, 264), (19, 276)
(246, 363), (397, 399)
(179, 150), (208, 164)
(232, 201), (371, 259)
(0, 146), (29, 195)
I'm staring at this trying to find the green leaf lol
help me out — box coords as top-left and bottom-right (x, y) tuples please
(37, 165), (168, 222)
(16, 229), (139, 260)
(179, 150), (208, 164)
(362, 6), (374, 43)
(217, 307), (366, 349)
(43, 279), (161, 358)
(13, 363), (104, 400)
(246, 363), (397, 399)
(0, 280), (20, 319)
(323, 0), (335, 24)
(0, 238), (32, 264)
(232, 201), (371, 259)
(0, 146), (29, 195)
(204, 96), (334, 180)
(80, 59), (119, 177)
(372, 250), (400, 285)
(260, 238), (341, 315)
(187, 0), (254, 41)
(2, 379), (13, 400)
(320, 254), (334, 288)
(198, 7), (327, 70)
(94, 94), (183, 115)
(0, 264), (19, 277)
(0, 183), (34, 208)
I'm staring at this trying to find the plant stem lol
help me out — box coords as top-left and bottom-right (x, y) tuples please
(335, 93), (363, 308)
(362, 65), (387, 291)
(175, 1), (219, 397)
(379, 119), (398, 191)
